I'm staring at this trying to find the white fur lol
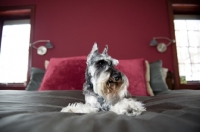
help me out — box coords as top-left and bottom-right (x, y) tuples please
(95, 71), (110, 96)
(61, 98), (145, 116)
(88, 65), (96, 77)
(112, 59), (119, 66)
(61, 103), (98, 113)
(110, 98), (146, 116)
(85, 95), (100, 108)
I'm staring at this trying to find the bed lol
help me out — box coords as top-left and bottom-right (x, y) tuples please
(0, 90), (200, 132)
(0, 57), (200, 132)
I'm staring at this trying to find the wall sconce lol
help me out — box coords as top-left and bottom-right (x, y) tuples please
(30, 40), (54, 55)
(150, 37), (176, 53)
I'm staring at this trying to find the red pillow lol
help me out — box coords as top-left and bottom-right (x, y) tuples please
(39, 57), (149, 96)
(116, 58), (149, 96)
(39, 56), (87, 91)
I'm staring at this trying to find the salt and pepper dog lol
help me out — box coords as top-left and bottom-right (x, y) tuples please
(61, 43), (146, 116)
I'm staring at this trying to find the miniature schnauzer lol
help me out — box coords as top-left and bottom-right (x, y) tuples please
(61, 43), (146, 116)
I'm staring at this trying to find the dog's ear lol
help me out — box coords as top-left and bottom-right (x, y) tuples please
(87, 42), (99, 64)
(102, 45), (108, 55)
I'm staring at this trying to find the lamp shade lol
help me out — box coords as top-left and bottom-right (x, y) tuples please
(45, 42), (54, 48)
(37, 46), (47, 55)
(150, 39), (158, 46)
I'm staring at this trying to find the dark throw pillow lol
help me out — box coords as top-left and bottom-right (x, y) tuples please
(149, 60), (169, 95)
(26, 67), (45, 91)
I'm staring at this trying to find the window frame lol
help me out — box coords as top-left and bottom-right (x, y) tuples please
(167, 0), (200, 90)
(0, 5), (35, 90)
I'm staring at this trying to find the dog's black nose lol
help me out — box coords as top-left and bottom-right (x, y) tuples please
(112, 72), (121, 81)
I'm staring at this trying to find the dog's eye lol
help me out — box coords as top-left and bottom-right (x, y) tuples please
(97, 60), (105, 65)
(96, 60), (107, 68)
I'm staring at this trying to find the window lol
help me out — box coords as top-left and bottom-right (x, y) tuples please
(0, 20), (31, 84)
(174, 16), (200, 82)
(167, 1), (200, 89)
(0, 6), (35, 89)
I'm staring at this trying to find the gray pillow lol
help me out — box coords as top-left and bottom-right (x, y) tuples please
(149, 60), (169, 95)
(26, 68), (45, 91)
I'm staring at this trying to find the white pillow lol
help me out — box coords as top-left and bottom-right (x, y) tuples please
(44, 60), (49, 69)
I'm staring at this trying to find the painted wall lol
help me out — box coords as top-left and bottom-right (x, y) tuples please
(0, 0), (173, 70)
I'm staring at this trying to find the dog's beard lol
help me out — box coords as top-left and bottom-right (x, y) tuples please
(92, 69), (129, 105)
(104, 76), (123, 95)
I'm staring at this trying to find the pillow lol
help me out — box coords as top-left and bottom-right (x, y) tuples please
(39, 56), (87, 91)
(116, 58), (151, 96)
(149, 60), (169, 95)
(161, 67), (168, 81)
(145, 60), (154, 96)
(39, 57), (151, 96)
(26, 67), (45, 91)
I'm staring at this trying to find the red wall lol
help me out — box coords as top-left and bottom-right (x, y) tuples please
(0, 0), (173, 70)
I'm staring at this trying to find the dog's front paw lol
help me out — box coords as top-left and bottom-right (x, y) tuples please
(110, 98), (146, 116)
(60, 103), (78, 113)
(61, 103), (98, 113)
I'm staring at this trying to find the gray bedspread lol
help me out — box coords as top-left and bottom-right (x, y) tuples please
(0, 90), (200, 132)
